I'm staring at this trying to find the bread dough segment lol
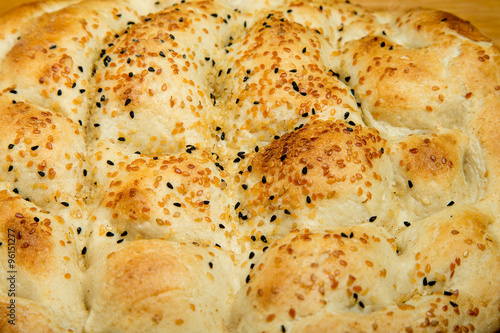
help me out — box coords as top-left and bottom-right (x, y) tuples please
(84, 239), (237, 333)
(87, 142), (236, 248)
(0, 186), (86, 332)
(88, 0), (238, 156)
(231, 226), (400, 333)
(231, 119), (395, 244)
(0, 96), (88, 236)
(0, 0), (150, 126)
(390, 130), (486, 223)
(217, 13), (362, 154)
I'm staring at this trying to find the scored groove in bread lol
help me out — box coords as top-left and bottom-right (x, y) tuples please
(0, 0), (499, 332)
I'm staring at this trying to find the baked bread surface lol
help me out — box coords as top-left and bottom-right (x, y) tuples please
(0, 0), (499, 332)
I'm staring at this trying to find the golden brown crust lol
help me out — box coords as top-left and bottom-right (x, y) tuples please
(0, 0), (498, 332)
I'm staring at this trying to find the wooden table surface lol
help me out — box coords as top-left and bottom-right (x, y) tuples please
(1, 0), (499, 45)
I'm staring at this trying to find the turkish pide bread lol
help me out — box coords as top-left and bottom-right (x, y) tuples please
(0, 0), (499, 332)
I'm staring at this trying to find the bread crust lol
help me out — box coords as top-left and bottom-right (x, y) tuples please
(0, 0), (499, 332)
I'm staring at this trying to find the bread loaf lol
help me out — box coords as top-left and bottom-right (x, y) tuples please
(0, 0), (499, 332)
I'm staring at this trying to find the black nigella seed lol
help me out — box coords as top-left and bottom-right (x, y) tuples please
(270, 215), (277, 222)
(249, 252), (255, 259)
(251, 235), (256, 241)
(8, 144), (14, 149)
(61, 202), (69, 207)
(107, 160), (114, 166)
(106, 232), (114, 237)
(341, 232), (348, 238)
(447, 201), (455, 206)
(121, 231), (128, 237)
(423, 277), (428, 286)
(284, 209), (291, 215)
(450, 301), (458, 307)
(306, 196), (311, 204)
(242, 184), (248, 190)
(262, 176), (266, 184)
(38, 171), (45, 177)
(81, 247), (87, 255)
(246, 275), (250, 283)
(118, 137), (125, 142)
(444, 291), (453, 296)
(302, 167), (307, 175)
(261, 235), (268, 243)
(369, 216), (377, 222)
(408, 180), (413, 188)
(219, 224), (225, 229)
(77, 227), (82, 234)
(8, 166), (13, 172)
(404, 221), (411, 227)
(167, 182), (174, 189)
(428, 281), (436, 286)
(173, 203), (181, 207)
(129, 111), (135, 118)
(280, 155), (287, 161)
(125, 99), (131, 106)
